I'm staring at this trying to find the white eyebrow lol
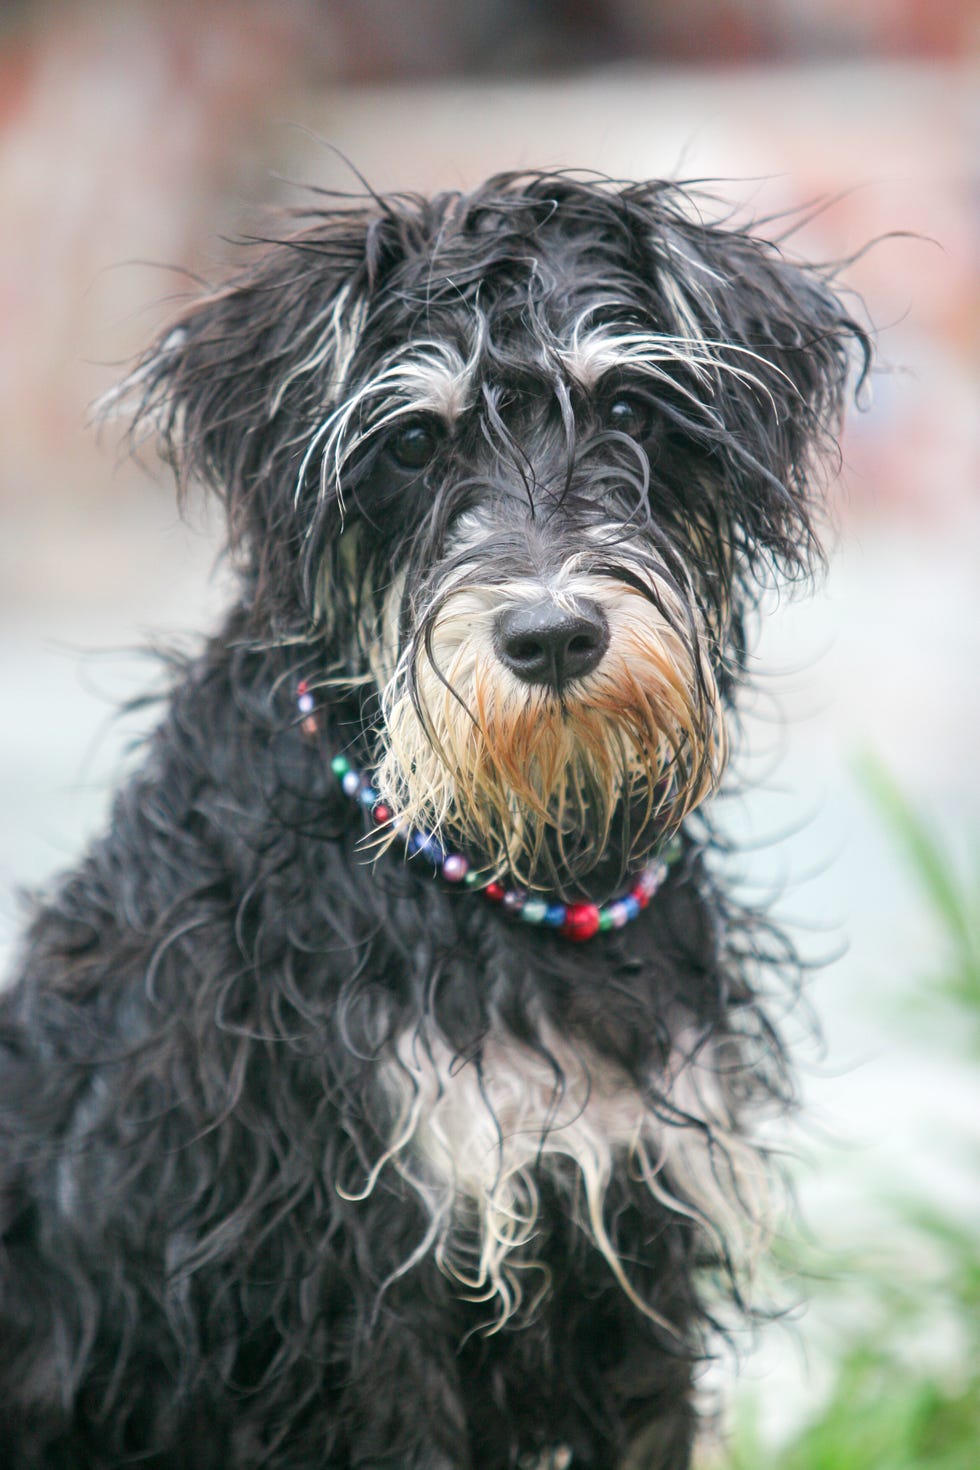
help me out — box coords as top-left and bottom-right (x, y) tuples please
(296, 320), (488, 517)
(559, 314), (788, 413)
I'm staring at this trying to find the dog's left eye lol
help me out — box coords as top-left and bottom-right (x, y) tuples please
(607, 395), (651, 440)
(389, 418), (442, 470)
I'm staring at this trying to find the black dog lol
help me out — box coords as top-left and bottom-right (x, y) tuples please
(0, 173), (868, 1468)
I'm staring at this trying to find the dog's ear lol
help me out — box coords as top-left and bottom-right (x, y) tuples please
(113, 209), (392, 618)
(646, 208), (871, 586)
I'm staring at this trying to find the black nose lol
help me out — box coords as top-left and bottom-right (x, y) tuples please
(494, 598), (609, 688)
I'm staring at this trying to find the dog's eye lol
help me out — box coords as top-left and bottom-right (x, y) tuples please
(607, 395), (651, 440)
(389, 418), (442, 470)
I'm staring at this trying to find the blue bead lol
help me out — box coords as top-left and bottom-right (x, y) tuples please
(621, 895), (641, 921)
(543, 905), (567, 927)
(358, 785), (379, 807)
(408, 831), (444, 864)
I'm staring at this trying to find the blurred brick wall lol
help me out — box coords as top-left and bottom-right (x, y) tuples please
(0, 1), (313, 508)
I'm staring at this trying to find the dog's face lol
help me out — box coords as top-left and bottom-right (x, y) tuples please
(127, 174), (867, 895)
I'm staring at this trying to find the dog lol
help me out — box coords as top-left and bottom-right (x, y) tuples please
(0, 172), (869, 1468)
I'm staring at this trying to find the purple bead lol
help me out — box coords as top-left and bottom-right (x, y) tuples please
(502, 889), (526, 914)
(634, 862), (667, 899)
(441, 853), (469, 883)
(297, 692), (315, 715)
(341, 771), (362, 798)
(607, 901), (630, 929)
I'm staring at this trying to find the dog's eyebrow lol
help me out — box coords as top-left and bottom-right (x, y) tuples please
(389, 341), (480, 419)
(559, 317), (783, 410)
(362, 321), (490, 422)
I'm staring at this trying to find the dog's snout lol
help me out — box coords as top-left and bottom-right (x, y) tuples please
(494, 599), (609, 688)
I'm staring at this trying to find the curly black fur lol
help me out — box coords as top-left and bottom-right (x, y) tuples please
(0, 173), (869, 1468)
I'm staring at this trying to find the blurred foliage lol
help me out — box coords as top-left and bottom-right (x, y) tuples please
(857, 754), (980, 1040)
(728, 762), (980, 1469)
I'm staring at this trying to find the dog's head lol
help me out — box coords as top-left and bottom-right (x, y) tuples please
(125, 173), (868, 894)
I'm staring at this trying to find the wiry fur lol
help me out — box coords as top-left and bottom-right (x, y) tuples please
(0, 172), (869, 1468)
(367, 1023), (769, 1337)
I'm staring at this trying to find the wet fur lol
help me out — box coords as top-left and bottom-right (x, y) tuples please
(0, 173), (868, 1468)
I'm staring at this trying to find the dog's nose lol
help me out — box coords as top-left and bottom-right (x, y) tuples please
(494, 599), (609, 688)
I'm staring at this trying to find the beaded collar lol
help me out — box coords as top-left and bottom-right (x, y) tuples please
(298, 679), (679, 942)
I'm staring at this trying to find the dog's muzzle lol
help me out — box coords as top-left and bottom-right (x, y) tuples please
(370, 550), (727, 892)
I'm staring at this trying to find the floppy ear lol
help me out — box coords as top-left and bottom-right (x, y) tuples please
(117, 209), (387, 622)
(646, 205), (871, 588)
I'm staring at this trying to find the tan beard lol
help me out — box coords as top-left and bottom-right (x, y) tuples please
(370, 570), (728, 890)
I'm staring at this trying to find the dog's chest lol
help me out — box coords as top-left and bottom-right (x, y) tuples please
(369, 1021), (762, 1327)
(387, 1028), (648, 1205)
(372, 1027), (659, 1322)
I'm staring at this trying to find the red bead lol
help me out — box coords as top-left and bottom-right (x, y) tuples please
(297, 678), (309, 695)
(484, 881), (505, 903)
(560, 902), (601, 942)
(372, 804), (392, 825)
(300, 715), (319, 737)
(630, 885), (651, 910)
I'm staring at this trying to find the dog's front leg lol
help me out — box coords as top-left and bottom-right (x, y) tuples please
(345, 1326), (473, 1470)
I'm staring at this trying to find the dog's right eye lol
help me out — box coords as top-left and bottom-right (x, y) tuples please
(607, 394), (652, 441)
(389, 418), (442, 471)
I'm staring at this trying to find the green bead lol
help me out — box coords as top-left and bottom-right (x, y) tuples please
(330, 756), (351, 777)
(598, 910), (614, 932)
(520, 900), (548, 924)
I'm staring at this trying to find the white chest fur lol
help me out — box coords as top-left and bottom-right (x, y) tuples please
(355, 1025), (768, 1331)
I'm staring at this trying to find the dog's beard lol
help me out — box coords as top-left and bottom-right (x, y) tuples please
(372, 572), (727, 893)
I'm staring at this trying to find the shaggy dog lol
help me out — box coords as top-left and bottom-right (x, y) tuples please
(0, 173), (868, 1468)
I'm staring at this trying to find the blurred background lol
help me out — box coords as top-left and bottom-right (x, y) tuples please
(1, 1), (977, 1464)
